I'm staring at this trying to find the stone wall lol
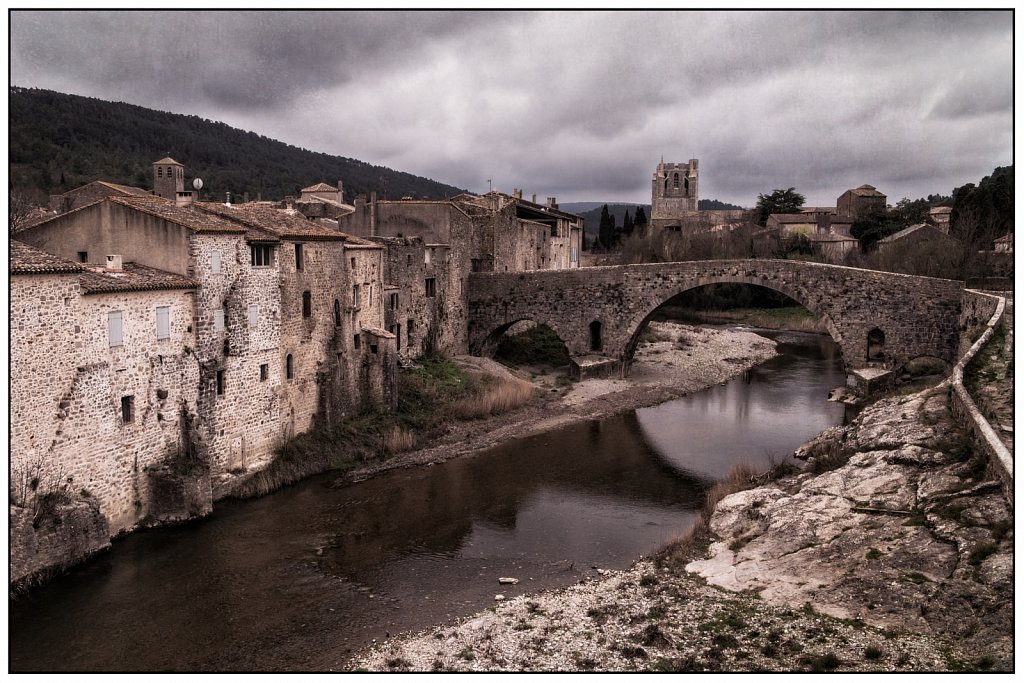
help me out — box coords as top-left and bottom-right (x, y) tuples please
(949, 290), (1012, 504)
(10, 270), (201, 536)
(468, 260), (965, 374)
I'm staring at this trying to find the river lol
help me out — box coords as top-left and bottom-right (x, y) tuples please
(9, 328), (849, 672)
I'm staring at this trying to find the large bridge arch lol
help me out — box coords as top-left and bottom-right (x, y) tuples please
(618, 279), (845, 370)
(468, 260), (964, 377)
(476, 317), (574, 360)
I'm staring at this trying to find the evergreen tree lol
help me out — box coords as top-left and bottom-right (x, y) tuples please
(622, 209), (634, 236)
(634, 206), (648, 233)
(598, 204), (615, 250)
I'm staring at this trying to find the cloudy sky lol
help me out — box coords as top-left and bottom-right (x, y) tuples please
(9, 10), (1014, 206)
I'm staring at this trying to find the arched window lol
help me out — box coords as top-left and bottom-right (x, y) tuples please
(286, 353), (294, 380)
(333, 299), (341, 327)
(157, 167), (163, 178)
(589, 320), (603, 352)
(867, 328), (885, 361)
(673, 173), (680, 189)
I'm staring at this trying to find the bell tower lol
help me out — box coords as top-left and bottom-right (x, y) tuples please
(152, 157), (185, 201)
(651, 158), (699, 227)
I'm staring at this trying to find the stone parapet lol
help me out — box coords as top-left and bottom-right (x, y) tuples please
(948, 290), (1012, 505)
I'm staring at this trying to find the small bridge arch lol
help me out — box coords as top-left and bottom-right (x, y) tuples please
(468, 260), (964, 378)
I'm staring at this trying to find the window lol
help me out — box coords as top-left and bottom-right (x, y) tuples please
(334, 299), (342, 327)
(471, 258), (481, 272)
(389, 293), (399, 311)
(570, 247), (578, 263)
(286, 354), (294, 380)
(352, 284), (361, 309)
(121, 396), (134, 423)
(370, 341), (379, 354)
(550, 224), (558, 237)
(216, 369), (225, 395)
(673, 172), (680, 188)
(211, 250), (221, 273)
(108, 310), (123, 347)
(353, 334), (361, 350)
(214, 309), (225, 332)
(294, 243), (304, 271)
(425, 250), (431, 265)
(350, 257), (356, 269)
(406, 254), (412, 266)
(407, 319), (414, 345)
(156, 306), (170, 340)
(251, 244), (274, 267)
(248, 304), (259, 328)
(260, 363), (268, 382)
(425, 278), (436, 297)
(302, 291), (311, 318)
(157, 167), (163, 178)
(77, 251), (88, 263)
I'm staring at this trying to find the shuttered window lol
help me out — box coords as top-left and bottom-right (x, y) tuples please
(248, 304), (259, 328)
(108, 311), (123, 347)
(214, 309), (225, 332)
(156, 306), (170, 340)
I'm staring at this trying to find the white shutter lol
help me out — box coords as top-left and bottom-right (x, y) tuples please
(248, 304), (259, 328)
(214, 309), (225, 332)
(211, 250), (221, 273)
(108, 311), (123, 346)
(156, 306), (170, 339)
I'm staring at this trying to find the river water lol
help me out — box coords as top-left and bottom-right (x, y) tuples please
(9, 328), (849, 672)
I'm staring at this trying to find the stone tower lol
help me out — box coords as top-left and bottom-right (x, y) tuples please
(152, 157), (185, 201)
(651, 158), (699, 226)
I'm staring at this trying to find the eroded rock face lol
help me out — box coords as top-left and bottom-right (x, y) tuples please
(688, 386), (1013, 669)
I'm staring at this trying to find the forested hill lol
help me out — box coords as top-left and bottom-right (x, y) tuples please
(9, 87), (467, 202)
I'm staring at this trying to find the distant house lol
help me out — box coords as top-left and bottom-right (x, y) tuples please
(49, 179), (153, 213)
(837, 184), (886, 220)
(766, 213), (857, 261)
(928, 206), (952, 232)
(994, 233), (1013, 253)
(877, 223), (958, 252)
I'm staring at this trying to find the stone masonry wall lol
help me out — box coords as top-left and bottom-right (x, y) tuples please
(468, 260), (965, 373)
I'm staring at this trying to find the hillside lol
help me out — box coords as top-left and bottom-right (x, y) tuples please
(9, 87), (467, 203)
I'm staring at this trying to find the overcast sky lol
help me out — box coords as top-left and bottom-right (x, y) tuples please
(9, 10), (1014, 206)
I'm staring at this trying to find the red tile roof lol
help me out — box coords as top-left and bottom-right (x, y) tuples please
(10, 240), (85, 274)
(78, 262), (199, 294)
(301, 182), (339, 193)
(196, 202), (363, 241)
(108, 196), (247, 233)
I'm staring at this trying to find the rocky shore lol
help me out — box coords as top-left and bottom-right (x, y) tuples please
(355, 370), (1013, 671)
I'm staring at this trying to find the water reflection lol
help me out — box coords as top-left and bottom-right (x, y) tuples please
(636, 329), (848, 480)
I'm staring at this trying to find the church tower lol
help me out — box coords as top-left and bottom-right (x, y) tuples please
(152, 157), (185, 201)
(651, 158), (698, 228)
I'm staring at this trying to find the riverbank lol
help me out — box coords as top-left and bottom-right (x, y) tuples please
(355, 378), (1012, 671)
(341, 322), (779, 482)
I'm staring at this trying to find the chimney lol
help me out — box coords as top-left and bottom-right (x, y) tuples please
(531, 193), (537, 204)
(337, 180), (344, 204)
(513, 188), (522, 200)
(105, 254), (123, 272)
(225, 191), (232, 206)
(546, 197), (557, 209)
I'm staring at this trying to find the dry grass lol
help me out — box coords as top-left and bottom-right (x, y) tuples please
(383, 426), (418, 454)
(657, 463), (759, 571)
(449, 375), (536, 419)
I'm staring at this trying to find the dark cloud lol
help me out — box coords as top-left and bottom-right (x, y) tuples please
(10, 10), (1013, 206)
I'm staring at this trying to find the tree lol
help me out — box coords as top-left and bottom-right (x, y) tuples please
(755, 188), (805, 226)
(598, 204), (616, 250)
(633, 206), (648, 233)
(9, 189), (43, 234)
(622, 209), (634, 237)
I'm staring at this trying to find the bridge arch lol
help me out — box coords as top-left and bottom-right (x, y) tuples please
(620, 280), (843, 369)
(476, 317), (573, 363)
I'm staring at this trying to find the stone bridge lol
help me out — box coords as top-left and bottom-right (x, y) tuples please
(467, 260), (965, 379)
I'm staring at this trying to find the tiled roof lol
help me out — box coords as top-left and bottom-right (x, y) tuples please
(878, 223), (935, 244)
(768, 214), (816, 224)
(929, 206), (953, 214)
(196, 202), (355, 241)
(78, 262), (199, 294)
(95, 180), (153, 197)
(301, 182), (339, 193)
(847, 185), (885, 197)
(153, 157), (182, 166)
(10, 240), (85, 274)
(108, 196), (247, 233)
(994, 233), (1013, 243)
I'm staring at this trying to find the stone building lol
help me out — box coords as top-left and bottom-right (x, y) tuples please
(10, 240), (204, 583)
(837, 184), (886, 219)
(651, 159), (699, 229)
(49, 179), (153, 214)
(929, 206), (952, 232)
